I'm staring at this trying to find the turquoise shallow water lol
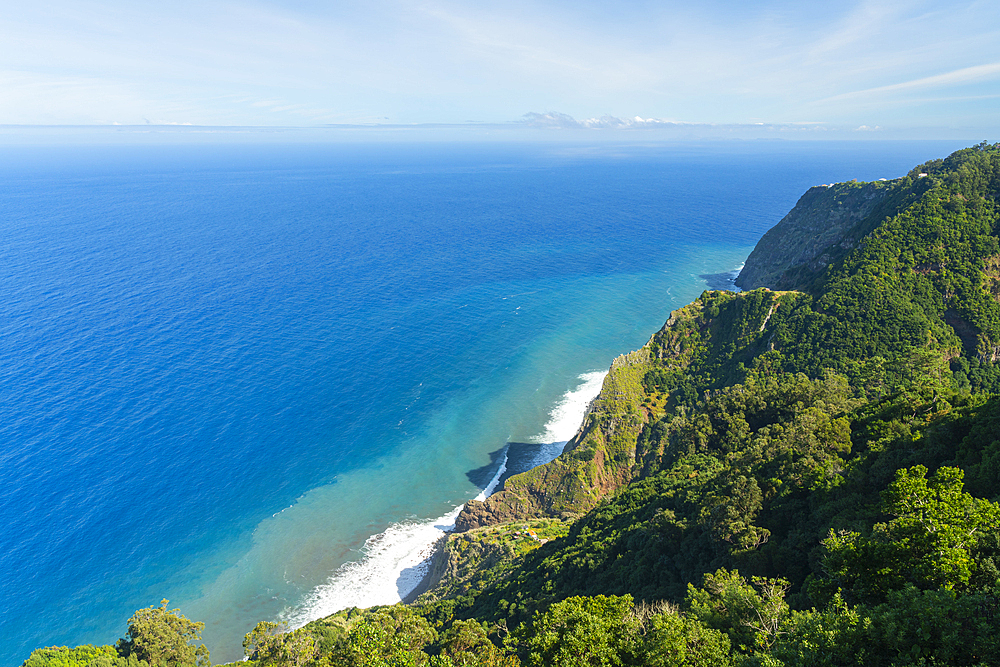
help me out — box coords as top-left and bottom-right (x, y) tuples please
(0, 139), (970, 665)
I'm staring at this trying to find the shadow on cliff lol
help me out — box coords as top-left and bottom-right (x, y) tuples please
(397, 534), (449, 602)
(465, 441), (569, 494)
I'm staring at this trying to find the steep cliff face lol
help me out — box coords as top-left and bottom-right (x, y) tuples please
(455, 346), (656, 531)
(416, 519), (569, 603)
(454, 157), (994, 535)
(454, 291), (778, 532)
(735, 180), (900, 291)
(455, 179), (892, 533)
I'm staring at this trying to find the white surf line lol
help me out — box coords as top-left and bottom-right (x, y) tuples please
(731, 262), (745, 293)
(282, 450), (508, 629)
(538, 370), (608, 444)
(527, 370), (608, 468)
(282, 370), (605, 628)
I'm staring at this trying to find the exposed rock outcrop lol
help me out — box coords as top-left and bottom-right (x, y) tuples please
(455, 175), (922, 535)
(455, 343), (658, 531)
(735, 180), (895, 291)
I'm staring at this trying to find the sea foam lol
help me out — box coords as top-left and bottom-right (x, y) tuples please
(282, 371), (606, 627)
(527, 370), (608, 469)
(281, 449), (507, 628)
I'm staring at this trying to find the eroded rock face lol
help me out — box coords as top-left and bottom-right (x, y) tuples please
(456, 497), (543, 532)
(454, 347), (656, 532)
(735, 181), (892, 291)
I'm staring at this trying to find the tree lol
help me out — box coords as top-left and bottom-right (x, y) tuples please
(818, 466), (1000, 603)
(244, 621), (285, 664)
(328, 608), (436, 667)
(437, 620), (518, 667)
(21, 645), (121, 667)
(686, 569), (790, 651)
(21, 646), (150, 667)
(639, 611), (732, 667)
(510, 595), (638, 667)
(243, 621), (317, 667)
(116, 600), (209, 667)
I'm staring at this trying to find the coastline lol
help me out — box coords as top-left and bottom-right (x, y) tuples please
(399, 266), (746, 608)
(401, 536), (448, 603)
(399, 439), (580, 605)
(4, 141), (946, 666)
(698, 263), (744, 291)
(282, 371), (608, 628)
(187, 248), (754, 663)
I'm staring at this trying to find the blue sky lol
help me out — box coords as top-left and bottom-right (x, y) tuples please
(2, 0), (999, 136)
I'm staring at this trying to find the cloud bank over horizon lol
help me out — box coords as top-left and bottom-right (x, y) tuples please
(1, 0), (998, 138)
(517, 112), (842, 132)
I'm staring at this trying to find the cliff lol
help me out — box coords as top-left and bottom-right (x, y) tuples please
(455, 288), (793, 532)
(415, 519), (569, 604)
(456, 347), (656, 530)
(456, 144), (1000, 535)
(734, 178), (925, 291)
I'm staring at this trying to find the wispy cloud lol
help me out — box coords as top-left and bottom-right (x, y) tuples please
(0, 0), (997, 134)
(819, 62), (1000, 103)
(807, 0), (910, 56)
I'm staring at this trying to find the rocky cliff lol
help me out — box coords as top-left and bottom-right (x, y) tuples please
(454, 289), (781, 532)
(455, 171), (934, 534)
(455, 346), (655, 531)
(734, 180), (898, 291)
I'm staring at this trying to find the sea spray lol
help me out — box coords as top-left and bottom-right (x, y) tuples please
(282, 448), (508, 626)
(282, 371), (606, 627)
(527, 370), (608, 469)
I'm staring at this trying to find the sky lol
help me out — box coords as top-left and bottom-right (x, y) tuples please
(1, 0), (999, 137)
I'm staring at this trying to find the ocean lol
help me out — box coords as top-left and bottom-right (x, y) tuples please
(0, 138), (969, 665)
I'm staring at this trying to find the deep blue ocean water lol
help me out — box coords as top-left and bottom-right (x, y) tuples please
(0, 139), (970, 665)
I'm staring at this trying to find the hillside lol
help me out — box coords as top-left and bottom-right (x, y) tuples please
(458, 141), (1000, 539)
(24, 142), (1000, 667)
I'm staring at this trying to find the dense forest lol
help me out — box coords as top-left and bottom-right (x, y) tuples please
(25, 142), (1000, 666)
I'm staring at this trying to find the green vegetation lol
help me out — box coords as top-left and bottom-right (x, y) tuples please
(22, 601), (204, 667)
(23, 142), (1000, 666)
(117, 601), (210, 667)
(417, 519), (572, 606)
(21, 646), (131, 667)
